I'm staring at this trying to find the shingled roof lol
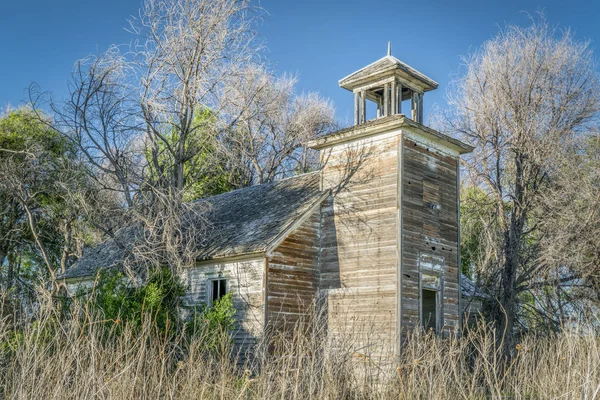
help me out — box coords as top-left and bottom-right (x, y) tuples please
(460, 274), (488, 299)
(60, 172), (325, 280)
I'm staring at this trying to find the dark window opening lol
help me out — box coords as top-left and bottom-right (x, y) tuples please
(211, 278), (227, 303)
(422, 289), (438, 332)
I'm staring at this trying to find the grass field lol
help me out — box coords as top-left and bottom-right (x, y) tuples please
(2, 296), (600, 399)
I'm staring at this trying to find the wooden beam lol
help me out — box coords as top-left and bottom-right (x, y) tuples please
(360, 90), (366, 124)
(391, 80), (397, 115)
(411, 91), (424, 123)
(397, 83), (402, 115)
(383, 83), (390, 117)
(397, 134), (404, 355)
(418, 93), (424, 124)
(456, 158), (462, 335)
(354, 92), (359, 126)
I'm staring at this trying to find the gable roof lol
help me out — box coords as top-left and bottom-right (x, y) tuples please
(195, 171), (325, 260)
(60, 172), (325, 280)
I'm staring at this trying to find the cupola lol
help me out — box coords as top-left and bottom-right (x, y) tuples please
(339, 43), (438, 125)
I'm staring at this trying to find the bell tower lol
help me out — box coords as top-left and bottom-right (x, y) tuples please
(310, 46), (473, 360)
(339, 42), (438, 125)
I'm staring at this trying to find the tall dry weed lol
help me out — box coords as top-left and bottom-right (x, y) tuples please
(2, 292), (600, 399)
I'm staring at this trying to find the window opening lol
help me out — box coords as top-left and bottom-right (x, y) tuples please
(211, 278), (227, 303)
(422, 289), (438, 332)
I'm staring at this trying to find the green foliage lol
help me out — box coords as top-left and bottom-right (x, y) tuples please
(0, 315), (61, 363)
(83, 269), (236, 351)
(0, 108), (81, 286)
(86, 267), (186, 334)
(0, 108), (72, 158)
(187, 293), (236, 352)
(146, 108), (235, 201)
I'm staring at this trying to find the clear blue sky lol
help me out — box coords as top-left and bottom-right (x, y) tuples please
(1, 0), (599, 123)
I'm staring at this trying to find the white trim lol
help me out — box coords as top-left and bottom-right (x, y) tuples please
(195, 253), (265, 266)
(402, 127), (461, 158)
(308, 115), (473, 154)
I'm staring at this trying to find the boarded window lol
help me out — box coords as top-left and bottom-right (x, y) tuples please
(422, 289), (438, 332)
(211, 278), (227, 303)
(419, 253), (444, 272)
(421, 273), (440, 290)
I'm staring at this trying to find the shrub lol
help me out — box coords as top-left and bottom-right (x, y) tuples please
(84, 267), (186, 334)
(187, 293), (236, 353)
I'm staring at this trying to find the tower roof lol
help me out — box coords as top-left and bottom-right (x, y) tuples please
(339, 55), (438, 93)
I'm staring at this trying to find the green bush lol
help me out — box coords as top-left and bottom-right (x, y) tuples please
(76, 268), (237, 355)
(84, 267), (186, 334)
(187, 293), (236, 352)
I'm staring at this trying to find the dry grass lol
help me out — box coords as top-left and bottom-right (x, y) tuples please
(2, 295), (600, 399)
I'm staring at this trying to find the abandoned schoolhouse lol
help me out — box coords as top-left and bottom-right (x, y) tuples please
(60, 48), (483, 360)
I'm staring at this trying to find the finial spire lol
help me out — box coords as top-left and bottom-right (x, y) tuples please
(387, 41), (391, 56)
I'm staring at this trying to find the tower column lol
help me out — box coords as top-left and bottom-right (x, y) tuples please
(391, 80), (397, 115)
(411, 92), (423, 123)
(360, 90), (366, 124)
(383, 83), (390, 116)
(354, 92), (360, 125)
(396, 83), (402, 115)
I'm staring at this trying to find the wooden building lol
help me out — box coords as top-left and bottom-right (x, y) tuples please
(60, 49), (476, 361)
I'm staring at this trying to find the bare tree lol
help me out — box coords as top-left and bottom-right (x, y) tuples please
(131, 0), (262, 195)
(444, 16), (600, 353)
(33, 0), (336, 282)
(223, 65), (336, 185)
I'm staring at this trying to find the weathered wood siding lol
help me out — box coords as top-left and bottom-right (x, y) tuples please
(266, 208), (320, 332)
(320, 132), (400, 359)
(183, 257), (265, 360)
(400, 136), (460, 334)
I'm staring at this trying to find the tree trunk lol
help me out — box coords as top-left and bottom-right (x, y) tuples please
(497, 152), (526, 357)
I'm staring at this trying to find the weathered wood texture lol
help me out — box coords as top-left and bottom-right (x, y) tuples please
(183, 258), (265, 360)
(320, 134), (399, 358)
(401, 138), (459, 335)
(266, 208), (321, 332)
